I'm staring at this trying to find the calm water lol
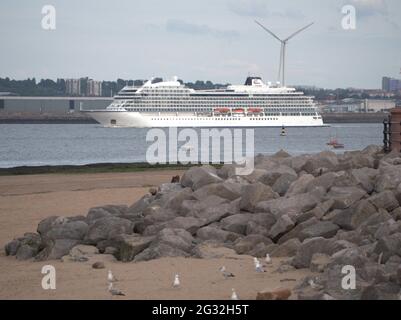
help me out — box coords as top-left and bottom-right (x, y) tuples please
(0, 123), (383, 168)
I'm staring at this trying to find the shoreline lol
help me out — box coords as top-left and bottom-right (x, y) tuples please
(0, 113), (389, 124)
(0, 162), (204, 176)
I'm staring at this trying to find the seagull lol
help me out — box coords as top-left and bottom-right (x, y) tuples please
(265, 253), (272, 264)
(108, 283), (125, 297)
(253, 257), (259, 266)
(108, 270), (118, 282)
(173, 274), (180, 288)
(219, 266), (235, 279)
(308, 279), (323, 290)
(231, 288), (239, 300)
(255, 261), (266, 273)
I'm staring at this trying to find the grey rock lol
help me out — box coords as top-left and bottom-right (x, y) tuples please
(286, 174), (315, 196)
(271, 238), (301, 257)
(300, 221), (339, 240)
(368, 191), (399, 212)
(164, 216), (205, 235)
(92, 261), (105, 269)
(272, 173), (298, 196)
(326, 186), (366, 209)
(67, 244), (99, 261)
(196, 226), (241, 243)
(5, 239), (20, 256)
(306, 172), (337, 192)
(220, 213), (254, 235)
(240, 182), (279, 212)
(292, 237), (332, 268)
(40, 239), (81, 260)
(84, 216), (133, 244)
(113, 234), (154, 262)
(373, 232), (401, 263)
(331, 200), (377, 230)
(361, 282), (401, 300)
(310, 253), (332, 273)
(256, 192), (320, 218)
(269, 214), (295, 240)
(181, 166), (222, 190)
(127, 194), (153, 214)
(193, 181), (241, 201)
(233, 234), (272, 255)
(258, 165), (297, 186)
(45, 221), (88, 241)
(277, 217), (319, 244)
(349, 168), (378, 193)
(163, 188), (195, 212)
(16, 244), (37, 260)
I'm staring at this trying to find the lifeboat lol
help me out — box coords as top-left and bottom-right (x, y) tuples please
(214, 108), (230, 113)
(233, 108), (245, 113)
(248, 108), (262, 113)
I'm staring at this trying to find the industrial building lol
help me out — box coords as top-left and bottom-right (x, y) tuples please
(0, 96), (111, 115)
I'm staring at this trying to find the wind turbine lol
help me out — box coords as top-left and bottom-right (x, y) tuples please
(255, 20), (314, 87)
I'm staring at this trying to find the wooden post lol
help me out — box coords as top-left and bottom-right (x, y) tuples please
(390, 108), (401, 153)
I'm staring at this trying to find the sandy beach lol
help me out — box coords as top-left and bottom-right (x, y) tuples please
(0, 171), (312, 300)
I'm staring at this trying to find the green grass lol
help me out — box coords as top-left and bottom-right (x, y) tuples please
(0, 162), (223, 176)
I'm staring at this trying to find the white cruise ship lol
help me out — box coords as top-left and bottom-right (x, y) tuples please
(83, 76), (324, 128)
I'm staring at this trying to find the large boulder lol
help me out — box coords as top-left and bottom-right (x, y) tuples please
(292, 237), (332, 268)
(277, 217), (319, 244)
(84, 216), (133, 244)
(256, 192), (320, 218)
(331, 200), (377, 230)
(134, 228), (195, 261)
(220, 214), (254, 235)
(181, 166), (222, 190)
(373, 232), (401, 263)
(258, 165), (297, 186)
(270, 238), (301, 257)
(300, 221), (339, 239)
(368, 191), (399, 212)
(233, 234), (272, 255)
(375, 165), (401, 193)
(325, 186), (366, 209)
(286, 174), (315, 196)
(164, 216), (205, 235)
(349, 168), (378, 193)
(239, 182), (279, 212)
(268, 214), (295, 240)
(196, 226), (241, 243)
(37, 239), (81, 260)
(112, 234), (154, 262)
(193, 181), (241, 201)
(44, 221), (88, 241)
(302, 151), (339, 174)
(14, 233), (42, 260)
(272, 173), (298, 196)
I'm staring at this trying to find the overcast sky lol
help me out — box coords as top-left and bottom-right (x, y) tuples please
(0, 0), (400, 89)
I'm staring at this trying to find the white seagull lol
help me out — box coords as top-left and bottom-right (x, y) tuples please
(108, 270), (118, 282)
(108, 283), (125, 297)
(265, 253), (272, 264)
(219, 266), (235, 279)
(173, 274), (180, 288)
(255, 260), (266, 273)
(231, 288), (239, 300)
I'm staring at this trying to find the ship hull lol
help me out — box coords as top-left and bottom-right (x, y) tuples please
(84, 111), (325, 128)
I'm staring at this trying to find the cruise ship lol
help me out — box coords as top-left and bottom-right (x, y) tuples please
(83, 76), (324, 128)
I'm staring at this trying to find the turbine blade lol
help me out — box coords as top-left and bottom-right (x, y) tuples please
(254, 20), (283, 42)
(284, 22), (314, 41)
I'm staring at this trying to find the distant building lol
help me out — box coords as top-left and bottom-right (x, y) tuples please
(65, 79), (81, 96)
(86, 79), (102, 96)
(363, 99), (396, 112)
(382, 77), (401, 92)
(322, 99), (363, 113)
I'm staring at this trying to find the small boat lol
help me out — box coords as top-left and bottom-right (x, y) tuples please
(332, 143), (344, 149)
(326, 138), (339, 146)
